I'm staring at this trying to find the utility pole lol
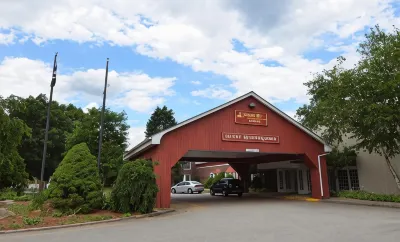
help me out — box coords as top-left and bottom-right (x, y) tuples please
(40, 52), (58, 191)
(97, 58), (109, 172)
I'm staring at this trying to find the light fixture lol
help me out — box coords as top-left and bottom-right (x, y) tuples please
(248, 102), (256, 109)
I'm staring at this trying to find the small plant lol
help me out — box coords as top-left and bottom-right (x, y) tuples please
(23, 216), (43, 225)
(123, 212), (131, 217)
(7, 204), (30, 216)
(52, 211), (63, 217)
(29, 191), (48, 210)
(0, 224), (4, 230)
(10, 223), (23, 229)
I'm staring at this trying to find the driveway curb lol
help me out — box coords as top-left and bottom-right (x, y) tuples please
(0, 209), (175, 234)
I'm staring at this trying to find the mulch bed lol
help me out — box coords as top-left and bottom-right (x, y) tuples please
(0, 201), (125, 231)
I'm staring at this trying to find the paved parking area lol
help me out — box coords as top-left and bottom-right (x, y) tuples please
(2, 193), (400, 242)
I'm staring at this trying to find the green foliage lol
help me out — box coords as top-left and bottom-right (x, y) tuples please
(204, 172), (227, 188)
(326, 147), (357, 168)
(171, 162), (183, 185)
(14, 195), (32, 201)
(145, 105), (177, 137)
(7, 204), (30, 216)
(29, 192), (48, 210)
(337, 190), (400, 203)
(295, 25), (400, 189)
(225, 174), (234, 179)
(1, 94), (84, 181)
(23, 217), (42, 225)
(212, 172), (226, 183)
(0, 105), (30, 190)
(66, 107), (129, 185)
(9, 223), (23, 229)
(204, 177), (214, 189)
(52, 211), (63, 217)
(0, 188), (18, 200)
(110, 159), (159, 214)
(46, 143), (103, 214)
(123, 212), (132, 217)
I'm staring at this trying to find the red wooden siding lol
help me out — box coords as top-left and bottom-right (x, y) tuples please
(137, 96), (329, 208)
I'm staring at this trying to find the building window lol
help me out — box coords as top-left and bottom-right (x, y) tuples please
(349, 169), (360, 190)
(210, 173), (214, 178)
(299, 170), (304, 190)
(285, 170), (291, 189)
(279, 170), (284, 189)
(337, 170), (349, 190)
(181, 162), (191, 170)
(183, 174), (191, 181)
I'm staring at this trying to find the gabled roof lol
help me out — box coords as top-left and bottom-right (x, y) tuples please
(124, 91), (331, 160)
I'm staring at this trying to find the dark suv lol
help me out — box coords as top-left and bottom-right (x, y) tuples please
(210, 178), (243, 197)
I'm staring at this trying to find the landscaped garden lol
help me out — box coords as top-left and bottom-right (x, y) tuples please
(0, 143), (159, 231)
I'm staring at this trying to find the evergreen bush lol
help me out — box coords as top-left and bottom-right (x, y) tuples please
(46, 143), (103, 214)
(110, 159), (158, 214)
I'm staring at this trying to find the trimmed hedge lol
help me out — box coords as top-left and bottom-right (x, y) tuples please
(337, 190), (400, 203)
(46, 143), (103, 214)
(110, 159), (158, 214)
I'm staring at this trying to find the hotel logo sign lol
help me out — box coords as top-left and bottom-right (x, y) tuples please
(222, 132), (279, 144)
(235, 110), (267, 126)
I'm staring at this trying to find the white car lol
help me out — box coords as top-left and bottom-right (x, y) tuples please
(171, 181), (204, 194)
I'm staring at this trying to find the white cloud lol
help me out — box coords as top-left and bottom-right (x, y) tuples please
(127, 126), (146, 150)
(0, 0), (398, 105)
(83, 102), (99, 112)
(0, 31), (15, 44)
(191, 85), (233, 100)
(0, 57), (176, 113)
(193, 100), (201, 105)
(191, 81), (201, 85)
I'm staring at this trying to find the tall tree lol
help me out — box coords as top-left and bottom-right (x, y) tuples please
(145, 105), (181, 184)
(145, 106), (177, 137)
(1, 94), (85, 180)
(296, 25), (400, 189)
(0, 103), (31, 190)
(66, 107), (129, 186)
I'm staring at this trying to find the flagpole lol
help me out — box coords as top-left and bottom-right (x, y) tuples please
(97, 58), (109, 173)
(40, 52), (58, 191)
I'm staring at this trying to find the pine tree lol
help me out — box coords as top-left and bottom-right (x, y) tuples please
(145, 106), (177, 137)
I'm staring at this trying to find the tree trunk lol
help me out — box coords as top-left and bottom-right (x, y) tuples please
(381, 147), (400, 190)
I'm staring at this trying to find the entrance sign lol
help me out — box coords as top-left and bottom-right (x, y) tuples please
(222, 132), (279, 144)
(246, 148), (260, 152)
(235, 110), (267, 126)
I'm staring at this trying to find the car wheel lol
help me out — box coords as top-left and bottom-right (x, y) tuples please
(222, 190), (228, 197)
(188, 188), (193, 194)
(171, 188), (176, 194)
(210, 189), (215, 196)
(238, 192), (243, 197)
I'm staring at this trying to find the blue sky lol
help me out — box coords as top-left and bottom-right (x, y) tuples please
(0, 0), (399, 148)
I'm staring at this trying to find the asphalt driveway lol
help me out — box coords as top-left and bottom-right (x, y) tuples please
(2, 193), (400, 242)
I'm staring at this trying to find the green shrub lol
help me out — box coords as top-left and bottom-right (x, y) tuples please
(337, 190), (400, 203)
(110, 159), (158, 214)
(0, 188), (18, 200)
(23, 217), (42, 225)
(203, 177), (214, 189)
(14, 195), (33, 201)
(29, 191), (48, 210)
(225, 173), (234, 179)
(52, 211), (63, 217)
(212, 172), (226, 183)
(46, 143), (103, 214)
